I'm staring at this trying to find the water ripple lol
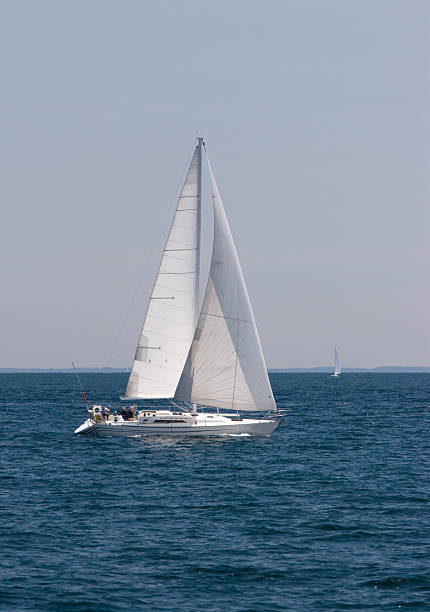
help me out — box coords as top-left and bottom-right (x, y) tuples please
(1, 372), (429, 611)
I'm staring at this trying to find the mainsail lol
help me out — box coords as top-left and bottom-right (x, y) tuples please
(125, 145), (201, 398)
(175, 157), (276, 412)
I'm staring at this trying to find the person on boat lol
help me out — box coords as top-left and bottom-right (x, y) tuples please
(113, 410), (118, 423)
(126, 406), (134, 421)
(120, 407), (127, 421)
(105, 407), (110, 421)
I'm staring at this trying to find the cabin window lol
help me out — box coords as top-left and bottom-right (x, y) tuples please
(153, 419), (186, 424)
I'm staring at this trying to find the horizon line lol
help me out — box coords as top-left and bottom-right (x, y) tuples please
(0, 366), (429, 373)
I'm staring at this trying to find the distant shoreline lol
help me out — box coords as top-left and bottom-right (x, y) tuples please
(0, 367), (429, 374)
(269, 367), (430, 373)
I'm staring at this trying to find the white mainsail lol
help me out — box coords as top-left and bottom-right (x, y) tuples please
(174, 157), (276, 412)
(333, 346), (341, 376)
(125, 146), (201, 399)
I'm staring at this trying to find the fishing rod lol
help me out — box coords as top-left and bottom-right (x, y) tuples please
(72, 361), (91, 413)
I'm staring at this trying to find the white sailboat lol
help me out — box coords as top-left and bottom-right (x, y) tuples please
(75, 139), (281, 437)
(331, 346), (341, 377)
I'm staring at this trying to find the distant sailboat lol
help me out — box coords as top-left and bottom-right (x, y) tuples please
(75, 139), (281, 437)
(331, 346), (341, 377)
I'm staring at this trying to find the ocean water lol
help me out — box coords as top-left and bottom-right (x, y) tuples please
(1, 373), (429, 611)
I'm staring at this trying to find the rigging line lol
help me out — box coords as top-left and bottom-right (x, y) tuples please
(105, 148), (195, 367)
(72, 361), (90, 413)
(200, 311), (251, 324)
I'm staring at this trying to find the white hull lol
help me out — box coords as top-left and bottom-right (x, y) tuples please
(75, 412), (280, 437)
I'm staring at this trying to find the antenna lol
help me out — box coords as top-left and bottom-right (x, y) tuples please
(72, 362), (90, 413)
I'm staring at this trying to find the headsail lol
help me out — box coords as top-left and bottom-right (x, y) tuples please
(125, 145), (201, 399)
(175, 157), (276, 412)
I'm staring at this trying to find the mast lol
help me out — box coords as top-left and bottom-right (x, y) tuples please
(192, 137), (203, 414)
(195, 137), (203, 326)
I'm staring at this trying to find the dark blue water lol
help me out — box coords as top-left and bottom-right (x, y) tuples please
(1, 373), (429, 611)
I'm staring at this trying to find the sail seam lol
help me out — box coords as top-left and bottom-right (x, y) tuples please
(168, 223), (197, 231)
(162, 257), (197, 266)
(165, 239), (196, 248)
(124, 395), (174, 400)
(155, 284), (194, 296)
(138, 346), (161, 349)
(133, 374), (179, 387)
(139, 346), (192, 358)
(163, 251), (198, 259)
(149, 296), (193, 305)
(146, 314), (195, 327)
(143, 328), (194, 342)
(187, 396), (259, 410)
(135, 362), (184, 373)
(200, 312), (250, 324)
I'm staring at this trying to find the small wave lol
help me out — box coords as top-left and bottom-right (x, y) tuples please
(224, 433), (251, 437)
(362, 576), (430, 589)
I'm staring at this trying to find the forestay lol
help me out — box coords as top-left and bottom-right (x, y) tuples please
(125, 148), (200, 398)
(175, 158), (276, 412)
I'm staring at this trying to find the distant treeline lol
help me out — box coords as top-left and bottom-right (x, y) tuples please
(269, 367), (430, 373)
(0, 367), (129, 373)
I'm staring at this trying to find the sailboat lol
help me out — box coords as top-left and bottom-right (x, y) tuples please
(75, 139), (281, 437)
(331, 346), (341, 377)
